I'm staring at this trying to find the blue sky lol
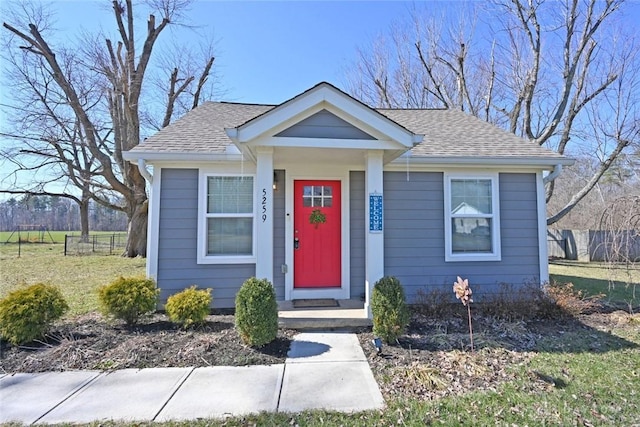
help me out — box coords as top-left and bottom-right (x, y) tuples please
(46, 0), (417, 104)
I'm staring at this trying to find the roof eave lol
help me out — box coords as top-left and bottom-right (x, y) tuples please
(122, 151), (245, 163)
(395, 155), (575, 168)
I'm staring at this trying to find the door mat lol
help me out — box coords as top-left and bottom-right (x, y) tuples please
(292, 299), (339, 308)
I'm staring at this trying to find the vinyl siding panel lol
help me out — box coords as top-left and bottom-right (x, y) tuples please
(349, 171), (366, 300)
(157, 168), (256, 309)
(383, 171), (541, 302)
(272, 170), (286, 299)
(276, 110), (375, 139)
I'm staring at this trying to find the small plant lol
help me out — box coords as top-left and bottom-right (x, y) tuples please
(98, 276), (159, 326)
(371, 276), (410, 344)
(544, 281), (603, 316)
(235, 277), (278, 347)
(0, 283), (69, 345)
(453, 276), (474, 352)
(165, 286), (212, 328)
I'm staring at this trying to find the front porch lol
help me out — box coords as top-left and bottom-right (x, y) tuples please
(277, 299), (372, 330)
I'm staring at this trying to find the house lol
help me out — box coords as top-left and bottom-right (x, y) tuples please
(123, 82), (573, 315)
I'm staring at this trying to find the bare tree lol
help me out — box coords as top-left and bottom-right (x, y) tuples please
(1, 0), (216, 256)
(346, 0), (639, 225)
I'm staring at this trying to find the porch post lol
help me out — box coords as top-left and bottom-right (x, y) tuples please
(255, 147), (274, 282)
(365, 150), (384, 318)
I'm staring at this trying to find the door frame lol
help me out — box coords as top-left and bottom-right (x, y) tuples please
(284, 166), (350, 301)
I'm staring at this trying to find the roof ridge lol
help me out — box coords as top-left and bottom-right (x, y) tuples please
(204, 100), (278, 107)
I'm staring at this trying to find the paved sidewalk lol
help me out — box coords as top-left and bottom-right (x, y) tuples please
(0, 332), (384, 424)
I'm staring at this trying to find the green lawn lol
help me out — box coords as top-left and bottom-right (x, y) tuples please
(550, 260), (639, 307)
(0, 243), (145, 316)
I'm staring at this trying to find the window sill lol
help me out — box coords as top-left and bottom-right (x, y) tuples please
(445, 253), (501, 262)
(197, 256), (256, 265)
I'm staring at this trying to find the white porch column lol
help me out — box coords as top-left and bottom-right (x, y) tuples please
(255, 147), (274, 282)
(365, 150), (384, 318)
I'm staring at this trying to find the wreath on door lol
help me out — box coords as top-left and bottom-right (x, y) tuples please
(309, 208), (326, 228)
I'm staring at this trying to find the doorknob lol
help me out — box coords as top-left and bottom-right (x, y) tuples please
(294, 237), (300, 250)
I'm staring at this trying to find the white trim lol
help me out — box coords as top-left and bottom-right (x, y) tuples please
(248, 136), (403, 150)
(389, 155), (575, 168)
(123, 151), (246, 162)
(443, 172), (502, 262)
(365, 151), (385, 318)
(255, 147), (274, 281)
(536, 171), (550, 284)
(197, 172), (257, 265)
(284, 166), (351, 301)
(147, 167), (162, 281)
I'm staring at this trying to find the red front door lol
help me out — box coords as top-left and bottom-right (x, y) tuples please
(294, 180), (341, 288)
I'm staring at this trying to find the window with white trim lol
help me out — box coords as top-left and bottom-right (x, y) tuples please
(199, 175), (255, 263)
(444, 173), (501, 261)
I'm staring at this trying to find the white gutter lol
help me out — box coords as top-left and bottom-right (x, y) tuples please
(137, 159), (153, 185)
(543, 164), (563, 184)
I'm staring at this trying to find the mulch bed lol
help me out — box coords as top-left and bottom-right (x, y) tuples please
(0, 312), (295, 373)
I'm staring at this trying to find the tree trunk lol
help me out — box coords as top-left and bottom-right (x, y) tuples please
(124, 198), (148, 257)
(79, 198), (90, 242)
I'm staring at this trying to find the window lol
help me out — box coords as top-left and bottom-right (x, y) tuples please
(198, 175), (255, 263)
(444, 173), (501, 261)
(302, 185), (333, 207)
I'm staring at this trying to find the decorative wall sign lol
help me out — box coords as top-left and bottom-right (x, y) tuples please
(369, 193), (383, 232)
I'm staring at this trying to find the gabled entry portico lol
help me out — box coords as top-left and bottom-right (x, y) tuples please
(224, 82), (423, 317)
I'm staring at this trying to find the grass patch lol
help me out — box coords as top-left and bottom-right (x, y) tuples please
(549, 260), (639, 307)
(0, 243), (145, 316)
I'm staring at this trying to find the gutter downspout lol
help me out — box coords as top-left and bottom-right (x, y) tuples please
(543, 164), (562, 184)
(137, 159), (153, 184)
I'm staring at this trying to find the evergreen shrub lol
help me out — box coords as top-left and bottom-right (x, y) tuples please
(371, 276), (410, 343)
(0, 283), (69, 345)
(165, 286), (212, 328)
(235, 277), (278, 347)
(98, 276), (158, 326)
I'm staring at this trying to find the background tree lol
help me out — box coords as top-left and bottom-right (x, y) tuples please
(1, 0), (218, 256)
(346, 0), (639, 225)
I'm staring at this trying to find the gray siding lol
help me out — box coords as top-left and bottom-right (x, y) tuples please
(276, 109), (375, 139)
(383, 172), (540, 302)
(158, 168), (259, 309)
(272, 170), (286, 298)
(349, 171), (366, 300)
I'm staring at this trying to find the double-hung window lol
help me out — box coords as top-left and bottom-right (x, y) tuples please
(198, 174), (255, 263)
(444, 172), (501, 261)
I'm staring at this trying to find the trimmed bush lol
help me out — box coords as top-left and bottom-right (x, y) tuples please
(98, 276), (159, 326)
(0, 283), (69, 345)
(166, 286), (212, 328)
(371, 276), (410, 344)
(235, 277), (278, 347)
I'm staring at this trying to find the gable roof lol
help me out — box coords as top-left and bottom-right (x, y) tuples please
(124, 85), (572, 167)
(226, 82), (420, 149)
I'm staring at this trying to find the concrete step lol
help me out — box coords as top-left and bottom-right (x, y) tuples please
(278, 299), (372, 331)
(279, 316), (372, 331)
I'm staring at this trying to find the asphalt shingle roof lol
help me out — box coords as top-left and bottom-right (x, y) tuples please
(130, 101), (566, 162)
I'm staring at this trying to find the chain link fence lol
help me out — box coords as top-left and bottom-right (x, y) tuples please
(64, 233), (128, 256)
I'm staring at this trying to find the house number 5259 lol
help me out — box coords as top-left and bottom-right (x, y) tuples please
(262, 188), (267, 222)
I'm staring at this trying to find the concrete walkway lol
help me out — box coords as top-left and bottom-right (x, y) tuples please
(0, 332), (384, 425)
